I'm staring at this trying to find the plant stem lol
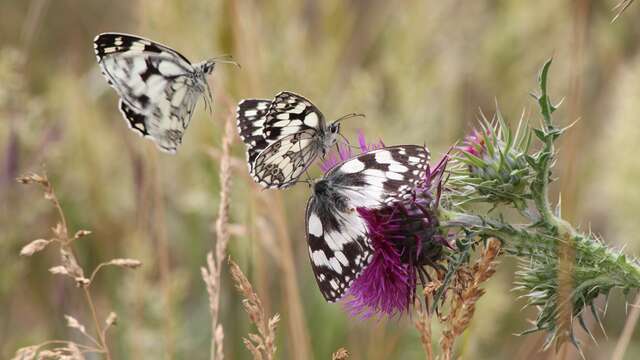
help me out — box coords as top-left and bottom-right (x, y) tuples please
(612, 293), (640, 360)
(83, 287), (111, 360)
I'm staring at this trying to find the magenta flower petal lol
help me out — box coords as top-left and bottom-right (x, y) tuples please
(458, 129), (487, 158)
(344, 155), (450, 318)
(319, 131), (382, 173)
(345, 208), (415, 318)
(357, 129), (384, 153)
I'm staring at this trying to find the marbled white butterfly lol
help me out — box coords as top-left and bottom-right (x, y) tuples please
(94, 32), (236, 153)
(236, 92), (362, 189)
(305, 145), (430, 302)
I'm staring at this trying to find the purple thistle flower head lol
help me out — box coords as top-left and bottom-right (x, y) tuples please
(456, 121), (532, 207)
(344, 155), (450, 318)
(319, 143), (352, 173)
(459, 128), (487, 158)
(357, 129), (384, 153)
(319, 130), (385, 173)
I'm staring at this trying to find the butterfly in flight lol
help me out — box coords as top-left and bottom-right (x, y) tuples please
(236, 91), (362, 189)
(304, 145), (430, 302)
(94, 32), (237, 153)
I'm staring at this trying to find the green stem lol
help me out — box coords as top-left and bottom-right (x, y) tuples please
(532, 58), (560, 229)
(440, 209), (640, 291)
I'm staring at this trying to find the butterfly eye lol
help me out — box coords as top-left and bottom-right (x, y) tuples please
(330, 124), (340, 133)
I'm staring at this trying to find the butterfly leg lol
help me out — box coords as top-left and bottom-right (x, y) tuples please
(304, 169), (313, 183)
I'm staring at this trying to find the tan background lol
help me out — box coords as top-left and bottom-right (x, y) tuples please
(1, 1), (640, 359)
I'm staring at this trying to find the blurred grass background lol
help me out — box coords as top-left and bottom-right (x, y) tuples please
(2, 0), (640, 359)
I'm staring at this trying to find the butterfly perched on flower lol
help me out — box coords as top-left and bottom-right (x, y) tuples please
(304, 145), (430, 302)
(236, 92), (362, 189)
(94, 32), (236, 153)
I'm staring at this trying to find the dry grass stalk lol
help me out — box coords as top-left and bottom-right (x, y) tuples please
(439, 239), (501, 360)
(331, 348), (349, 360)
(613, 0), (635, 21)
(14, 172), (142, 360)
(415, 280), (442, 360)
(611, 293), (640, 360)
(555, 233), (576, 353)
(259, 191), (313, 359)
(228, 258), (280, 360)
(201, 116), (234, 360)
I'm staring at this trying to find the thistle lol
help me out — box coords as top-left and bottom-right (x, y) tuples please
(316, 133), (448, 317)
(440, 59), (640, 353)
(346, 156), (449, 317)
(452, 110), (533, 210)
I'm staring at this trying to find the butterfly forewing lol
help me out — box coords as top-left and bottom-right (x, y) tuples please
(263, 92), (326, 138)
(94, 32), (208, 153)
(327, 145), (431, 207)
(236, 99), (273, 167)
(306, 145), (430, 302)
(94, 33), (192, 64)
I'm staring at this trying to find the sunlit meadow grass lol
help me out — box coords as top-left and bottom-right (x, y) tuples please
(3, 1), (640, 359)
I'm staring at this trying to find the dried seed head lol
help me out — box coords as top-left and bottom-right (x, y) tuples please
(52, 223), (66, 239)
(105, 312), (118, 327)
(66, 343), (84, 360)
(60, 247), (84, 279)
(20, 239), (51, 256)
(74, 277), (90, 287)
(73, 230), (92, 239)
(49, 266), (69, 276)
(332, 348), (350, 360)
(11, 346), (37, 360)
(16, 173), (48, 185)
(108, 258), (142, 269)
(64, 315), (87, 335)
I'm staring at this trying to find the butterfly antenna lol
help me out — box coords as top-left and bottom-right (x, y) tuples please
(208, 55), (241, 68)
(333, 112), (365, 124)
(338, 133), (358, 148)
(204, 82), (214, 114)
(283, 178), (314, 188)
(338, 132), (351, 145)
(304, 169), (313, 183)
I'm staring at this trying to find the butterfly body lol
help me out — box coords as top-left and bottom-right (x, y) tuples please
(94, 32), (220, 153)
(305, 145), (430, 302)
(236, 92), (347, 189)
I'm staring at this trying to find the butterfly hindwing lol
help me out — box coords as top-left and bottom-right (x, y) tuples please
(251, 128), (320, 188)
(119, 100), (148, 136)
(236, 99), (273, 167)
(305, 196), (372, 302)
(94, 32), (208, 153)
(306, 145), (430, 302)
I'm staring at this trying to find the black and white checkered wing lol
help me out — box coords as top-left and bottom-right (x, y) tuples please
(326, 145), (431, 207)
(236, 99), (273, 167)
(236, 91), (326, 188)
(262, 91), (325, 141)
(94, 33), (204, 153)
(251, 129), (320, 188)
(305, 145), (430, 302)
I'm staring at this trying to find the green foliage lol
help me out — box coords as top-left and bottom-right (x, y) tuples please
(443, 60), (640, 353)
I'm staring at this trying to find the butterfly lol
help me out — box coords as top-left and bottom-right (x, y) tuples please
(236, 91), (362, 189)
(94, 32), (236, 153)
(304, 145), (430, 302)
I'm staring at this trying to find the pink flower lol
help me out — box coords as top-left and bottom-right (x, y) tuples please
(459, 129), (487, 158)
(319, 130), (384, 173)
(345, 155), (450, 318)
